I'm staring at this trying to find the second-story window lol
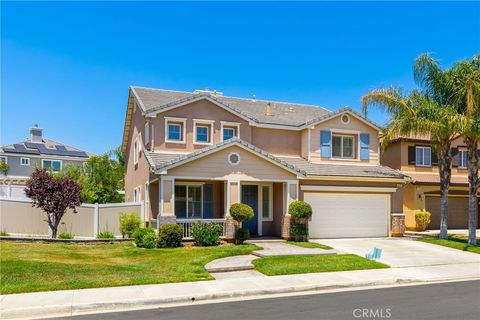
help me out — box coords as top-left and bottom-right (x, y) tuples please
(332, 135), (354, 159)
(21, 157), (30, 166)
(459, 150), (468, 168)
(416, 146), (431, 166)
(196, 125), (209, 143)
(193, 119), (214, 145)
(168, 124), (182, 141)
(0, 156), (7, 164)
(223, 127), (235, 140)
(165, 117), (186, 144)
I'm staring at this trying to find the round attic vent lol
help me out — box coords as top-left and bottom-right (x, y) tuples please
(341, 114), (350, 124)
(227, 152), (241, 166)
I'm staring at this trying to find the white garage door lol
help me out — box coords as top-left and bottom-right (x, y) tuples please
(304, 193), (390, 238)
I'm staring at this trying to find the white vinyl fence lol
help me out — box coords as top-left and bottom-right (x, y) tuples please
(0, 198), (144, 238)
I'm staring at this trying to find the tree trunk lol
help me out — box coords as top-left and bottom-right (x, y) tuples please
(467, 139), (479, 246)
(438, 143), (452, 240)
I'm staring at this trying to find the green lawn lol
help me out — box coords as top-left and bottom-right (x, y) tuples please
(419, 237), (480, 254)
(0, 242), (260, 294)
(253, 254), (389, 276)
(285, 241), (332, 249)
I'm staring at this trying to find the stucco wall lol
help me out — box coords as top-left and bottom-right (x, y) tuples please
(125, 103), (150, 203)
(151, 99), (252, 153)
(251, 127), (301, 156)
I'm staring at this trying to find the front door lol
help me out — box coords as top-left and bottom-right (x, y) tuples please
(241, 185), (258, 235)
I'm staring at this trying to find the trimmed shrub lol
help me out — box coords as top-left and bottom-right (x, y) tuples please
(119, 213), (142, 238)
(58, 232), (74, 239)
(142, 232), (158, 249)
(96, 231), (115, 239)
(158, 224), (183, 248)
(235, 228), (250, 245)
(0, 231), (9, 237)
(415, 210), (431, 231)
(133, 227), (156, 248)
(229, 203), (254, 224)
(191, 222), (223, 246)
(288, 201), (313, 221)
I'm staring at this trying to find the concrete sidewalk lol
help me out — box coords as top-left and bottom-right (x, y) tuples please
(1, 262), (479, 320)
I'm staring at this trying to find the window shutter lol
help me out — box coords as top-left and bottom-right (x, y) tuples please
(360, 133), (370, 160)
(408, 146), (416, 164)
(320, 131), (331, 158)
(431, 151), (439, 165)
(451, 148), (459, 167)
(203, 184), (213, 219)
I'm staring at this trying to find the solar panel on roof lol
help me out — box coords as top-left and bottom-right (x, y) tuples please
(7, 142), (88, 158)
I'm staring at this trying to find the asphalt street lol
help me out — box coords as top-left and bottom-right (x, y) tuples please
(51, 280), (480, 320)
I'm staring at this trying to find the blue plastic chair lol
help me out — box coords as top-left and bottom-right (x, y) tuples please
(365, 247), (382, 260)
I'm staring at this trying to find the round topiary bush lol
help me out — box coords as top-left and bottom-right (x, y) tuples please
(414, 210), (431, 231)
(229, 203), (254, 223)
(288, 201), (313, 220)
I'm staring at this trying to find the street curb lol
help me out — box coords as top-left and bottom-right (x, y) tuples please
(2, 276), (479, 320)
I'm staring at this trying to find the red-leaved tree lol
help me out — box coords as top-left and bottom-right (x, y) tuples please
(25, 169), (83, 238)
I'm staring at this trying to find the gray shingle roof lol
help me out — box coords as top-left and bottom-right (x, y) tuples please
(144, 138), (306, 175)
(277, 156), (406, 179)
(132, 86), (332, 127)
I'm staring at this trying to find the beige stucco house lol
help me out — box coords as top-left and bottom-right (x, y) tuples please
(121, 86), (407, 239)
(382, 136), (480, 230)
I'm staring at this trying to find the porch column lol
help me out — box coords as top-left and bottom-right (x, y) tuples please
(224, 180), (240, 242)
(157, 176), (176, 229)
(281, 180), (299, 239)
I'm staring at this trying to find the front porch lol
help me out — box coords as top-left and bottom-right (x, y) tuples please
(149, 178), (299, 239)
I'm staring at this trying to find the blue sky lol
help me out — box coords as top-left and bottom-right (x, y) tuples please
(2, 1), (479, 155)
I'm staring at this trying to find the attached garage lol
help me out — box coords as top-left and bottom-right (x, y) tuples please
(425, 196), (479, 229)
(303, 192), (390, 238)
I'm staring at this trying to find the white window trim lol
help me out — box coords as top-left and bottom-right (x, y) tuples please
(133, 138), (139, 165)
(20, 157), (30, 166)
(260, 184), (273, 221)
(331, 134), (356, 160)
(174, 183), (204, 218)
(0, 156), (7, 164)
(144, 122), (150, 145)
(220, 121), (241, 141)
(193, 119), (214, 145)
(459, 150), (468, 169)
(416, 146), (432, 167)
(165, 117), (187, 144)
(151, 123), (155, 148)
(41, 159), (62, 172)
(133, 186), (141, 202)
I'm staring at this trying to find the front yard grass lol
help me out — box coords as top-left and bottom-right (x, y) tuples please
(253, 254), (389, 276)
(0, 242), (261, 294)
(419, 237), (480, 254)
(285, 241), (332, 249)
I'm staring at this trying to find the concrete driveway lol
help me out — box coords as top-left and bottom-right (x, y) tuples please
(313, 238), (480, 267)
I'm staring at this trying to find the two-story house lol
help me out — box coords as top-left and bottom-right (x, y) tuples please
(122, 86), (407, 239)
(0, 125), (93, 199)
(382, 135), (480, 230)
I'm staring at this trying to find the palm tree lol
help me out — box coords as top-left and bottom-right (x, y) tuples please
(362, 54), (462, 240)
(450, 55), (480, 245)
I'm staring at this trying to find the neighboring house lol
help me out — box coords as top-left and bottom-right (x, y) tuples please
(122, 86), (407, 239)
(381, 135), (480, 230)
(0, 125), (93, 199)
